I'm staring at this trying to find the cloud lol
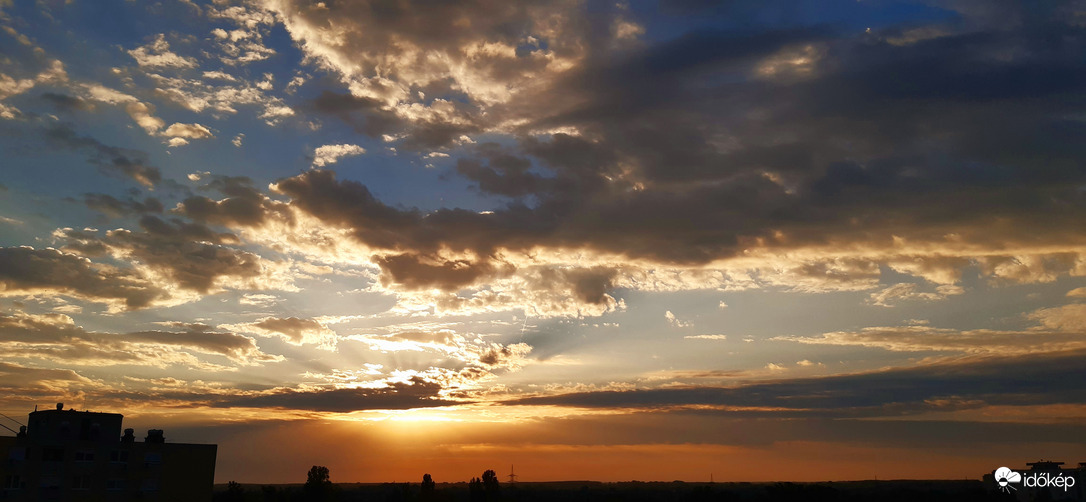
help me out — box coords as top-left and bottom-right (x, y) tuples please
(503, 350), (1086, 418)
(1028, 303), (1086, 332)
(40, 92), (94, 112)
(776, 309), (1086, 356)
(135, 70), (293, 127)
(239, 293), (279, 307)
(0, 311), (281, 368)
(56, 215), (294, 296)
(477, 342), (532, 370)
(127, 34), (197, 68)
(43, 124), (161, 187)
(0, 246), (168, 311)
(224, 316), (338, 350)
(211, 378), (459, 412)
(128, 325), (283, 365)
(84, 194), (164, 217)
(1067, 287), (1086, 298)
(205, 3), (278, 65)
(0, 60), (67, 105)
(19, 0), (1082, 328)
(685, 334), (727, 340)
(175, 175), (292, 228)
(867, 283), (965, 307)
(312, 143), (365, 168)
(163, 122), (214, 140)
(263, 0), (606, 109)
(124, 101), (165, 134)
(0, 361), (99, 399)
(665, 310), (691, 328)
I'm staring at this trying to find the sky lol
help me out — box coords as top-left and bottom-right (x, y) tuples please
(1, 0), (1086, 485)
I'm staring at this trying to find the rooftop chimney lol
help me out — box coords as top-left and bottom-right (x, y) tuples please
(145, 429), (165, 443)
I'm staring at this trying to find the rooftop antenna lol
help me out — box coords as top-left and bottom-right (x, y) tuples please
(710, 473), (714, 483)
(507, 465), (518, 484)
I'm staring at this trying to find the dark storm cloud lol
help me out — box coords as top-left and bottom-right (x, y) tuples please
(0, 246), (168, 309)
(504, 351), (1086, 418)
(43, 124), (162, 187)
(212, 377), (459, 412)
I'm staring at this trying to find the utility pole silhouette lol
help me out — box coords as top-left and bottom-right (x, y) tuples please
(507, 465), (518, 484)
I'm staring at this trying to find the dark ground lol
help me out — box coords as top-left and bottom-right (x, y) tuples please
(213, 479), (1034, 502)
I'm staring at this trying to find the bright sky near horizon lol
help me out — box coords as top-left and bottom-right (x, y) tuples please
(1, 0), (1086, 484)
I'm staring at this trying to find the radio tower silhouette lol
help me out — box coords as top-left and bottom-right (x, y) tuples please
(507, 464), (518, 484)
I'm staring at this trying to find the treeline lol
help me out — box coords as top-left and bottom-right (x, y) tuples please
(216, 470), (1009, 502)
(216, 466), (505, 502)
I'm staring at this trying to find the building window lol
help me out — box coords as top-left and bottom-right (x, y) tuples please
(110, 450), (130, 463)
(39, 477), (61, 490)
(143, 452), (161, 467)
(75, 450), (95, 462)
(42, 448), (64, 462)
(7, 447), (27, 462)
(72, 475), (92, 490)
(107, 479), (126, 491)
(3, 475), (23, 490)
(140, 478), (159, 492)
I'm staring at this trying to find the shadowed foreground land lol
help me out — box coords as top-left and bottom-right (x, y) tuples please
(213, 480), (1020, 502)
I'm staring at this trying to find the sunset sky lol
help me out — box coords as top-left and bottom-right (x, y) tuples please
(2, 0), (1086, 484)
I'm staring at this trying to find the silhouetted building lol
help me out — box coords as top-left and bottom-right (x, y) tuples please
(0, 403), (216, 501)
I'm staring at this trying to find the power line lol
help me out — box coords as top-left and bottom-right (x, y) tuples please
(0, 412), (25, 427)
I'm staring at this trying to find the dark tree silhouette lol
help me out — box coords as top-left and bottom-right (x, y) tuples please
(469, 476), (484, 502)
(304, 465), (334, 501)
(306, 465), (330, 485)
(261, 485), (281, 502)
(484, 471), (499, 491)
(481, 469), (500, 501)
(226, 480), (245, 502)
(421, 473), (436, 498)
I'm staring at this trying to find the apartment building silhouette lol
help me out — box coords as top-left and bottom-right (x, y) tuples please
(0, 403), (216, 501)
